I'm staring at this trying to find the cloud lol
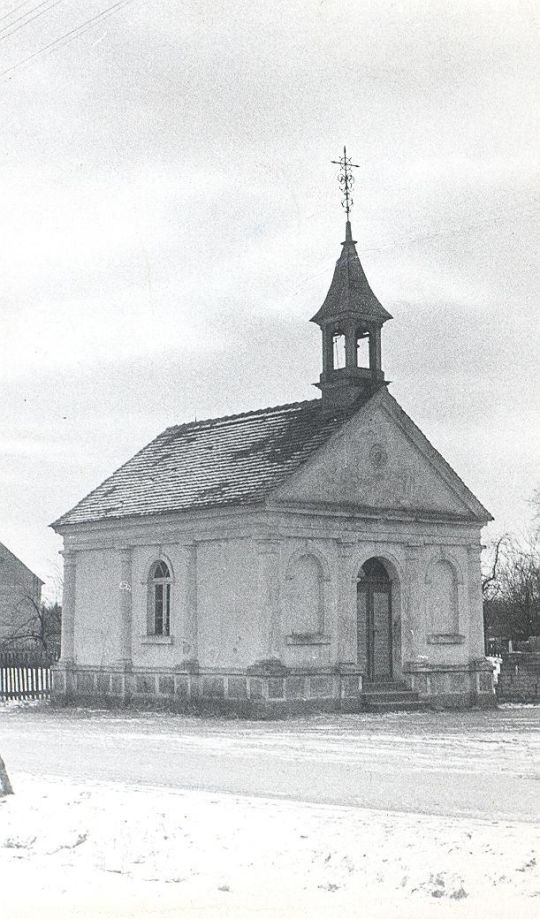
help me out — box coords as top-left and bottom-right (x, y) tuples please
(0, 0), (537, 592)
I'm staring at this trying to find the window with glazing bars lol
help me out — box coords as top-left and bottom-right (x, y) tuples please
(149, 560), (171, 636)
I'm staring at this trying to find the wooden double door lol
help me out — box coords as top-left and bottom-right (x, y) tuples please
(357, 559), (393, 682)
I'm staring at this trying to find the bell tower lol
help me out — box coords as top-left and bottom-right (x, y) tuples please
(311, 148), (392, 412)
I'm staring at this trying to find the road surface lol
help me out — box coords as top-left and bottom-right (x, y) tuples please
(2, 704), (539, 820)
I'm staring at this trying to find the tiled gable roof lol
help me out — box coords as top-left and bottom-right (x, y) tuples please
(52, 398), (362, 528)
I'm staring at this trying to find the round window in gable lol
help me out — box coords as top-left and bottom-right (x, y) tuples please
(369, 443), (388, 470)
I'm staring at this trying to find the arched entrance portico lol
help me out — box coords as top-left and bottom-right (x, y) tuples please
(357, 558), (394, 682)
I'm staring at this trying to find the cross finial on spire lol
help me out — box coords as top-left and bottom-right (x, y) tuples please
(331, 146), (359, 221)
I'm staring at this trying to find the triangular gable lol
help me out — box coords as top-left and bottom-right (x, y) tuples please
(270, 389), (492, 522)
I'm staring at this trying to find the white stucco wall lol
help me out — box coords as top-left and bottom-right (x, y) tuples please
(66, 512), (486, 676)
(197, 538), (260, 668)
(73, 549), (120, 665)
(279, 538), (338, 668)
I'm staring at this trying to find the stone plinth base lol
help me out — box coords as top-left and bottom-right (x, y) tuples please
(403, 659), (496, 708)
(52, 660), (496, 715)
(51, 663), (364, 717)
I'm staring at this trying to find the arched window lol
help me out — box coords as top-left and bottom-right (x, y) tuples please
(284, 554), (324, 635)
(430, 560), (458, 635)
(148, 560), (171, 636)
(332, 332), (346, 369)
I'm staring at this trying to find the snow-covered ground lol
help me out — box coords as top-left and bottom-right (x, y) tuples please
(1, 704), (539, 918)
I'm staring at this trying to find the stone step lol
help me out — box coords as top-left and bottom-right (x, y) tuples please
(364, 698), (431, 713)
(361, 681), (430, 713)
(362, 681), (410, 693)
(362, 690), (419, 703)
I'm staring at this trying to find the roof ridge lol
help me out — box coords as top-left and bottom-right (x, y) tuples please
(164, 398), (321, 434)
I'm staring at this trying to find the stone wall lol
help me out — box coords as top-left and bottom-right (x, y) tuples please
(497, 652), (540, 703)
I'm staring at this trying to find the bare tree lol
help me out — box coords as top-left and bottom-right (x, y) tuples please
(483, 524), (540, 646)
(482, 533), (509, 599)
(0, 596), (61, 660)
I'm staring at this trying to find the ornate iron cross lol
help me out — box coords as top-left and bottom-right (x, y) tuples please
(331, 146), (359, 220)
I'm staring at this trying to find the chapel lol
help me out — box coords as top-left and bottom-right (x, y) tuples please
(52, 155), (495, 713)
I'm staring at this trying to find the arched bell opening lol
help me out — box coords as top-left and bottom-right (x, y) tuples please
(357, 557), (397, 682)
(332, 331), (346, 369)
(356, 331), (370, 369)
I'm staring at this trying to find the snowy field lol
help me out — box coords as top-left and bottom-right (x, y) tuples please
(1, 704), (539, 918)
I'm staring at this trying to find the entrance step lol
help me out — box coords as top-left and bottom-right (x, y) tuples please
(364, 698), (430, 713)
(361, 681), (430, 712)
(362, 681), (410, 694)
(362, 690), (418, 703)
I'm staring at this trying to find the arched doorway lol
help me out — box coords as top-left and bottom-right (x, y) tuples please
(357, 558), (393, 682)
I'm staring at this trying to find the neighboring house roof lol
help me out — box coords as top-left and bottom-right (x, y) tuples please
(0, 542), (44, 586)
(52, 398), (366, 527)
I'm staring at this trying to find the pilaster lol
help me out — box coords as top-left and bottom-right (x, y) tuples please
(404, 543), (423, 662)
(256, 538), (281, 661)
(184, 542), (199, 661)
(117, 546), (133, 666)
(344, 320), (357, 368)
(336, 538), (357, 664)
(369, 325), (382, 372)
(60, 550), (77, 663)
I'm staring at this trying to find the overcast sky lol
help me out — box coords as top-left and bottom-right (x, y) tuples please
(0, 0), (538, 598)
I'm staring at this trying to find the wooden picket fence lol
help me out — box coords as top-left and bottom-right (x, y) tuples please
(0, 650), (53, 701)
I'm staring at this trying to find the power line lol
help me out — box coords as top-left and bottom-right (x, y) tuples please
(361, 204), (540, 254)
(289, 202), (540, 298)
(0, 2), (34, 24)
(0, 0), (58, 36)
(0, 1), (63, 43)
(0, 0), (136, 81)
